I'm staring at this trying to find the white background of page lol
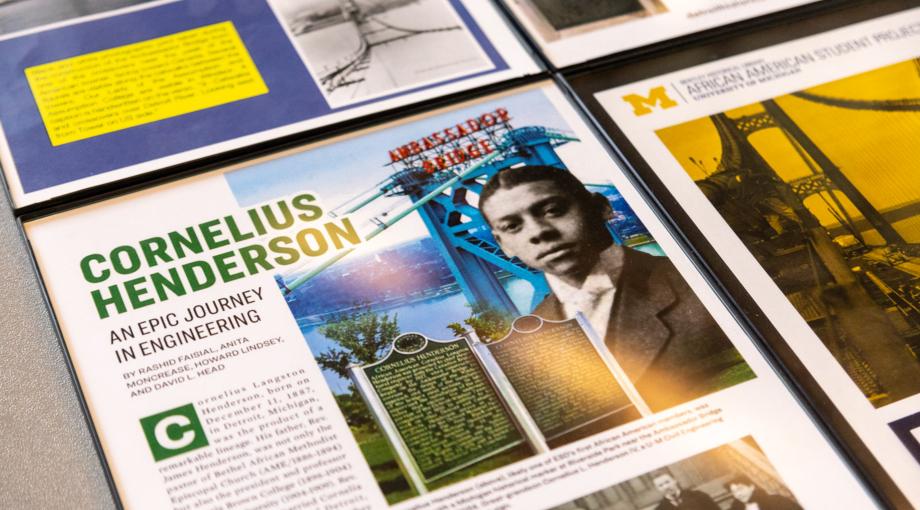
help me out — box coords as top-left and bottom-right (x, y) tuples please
(595, 8), (920, 507)
(26, 177), (389, 509)
(501, 0), (816, 68)
(0, 0), (539, 208)
(26, 82), (874, 509)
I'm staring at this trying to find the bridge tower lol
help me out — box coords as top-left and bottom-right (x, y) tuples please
(385, 125), (576, 316)
(698, 100), (920, 403)
(281, 111), (600, 321)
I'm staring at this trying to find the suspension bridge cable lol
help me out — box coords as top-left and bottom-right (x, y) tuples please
(791, 91), (920, 112)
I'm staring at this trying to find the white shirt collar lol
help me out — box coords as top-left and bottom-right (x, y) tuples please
(544, 246), (620, 338)
(544, 246), (619, 301)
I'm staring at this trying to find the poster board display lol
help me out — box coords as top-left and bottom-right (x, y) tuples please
(0, 0), (539, 208)
(498, 0), (819, 68)
(567, 1), (920, 507)
(22, 80), (877, 509)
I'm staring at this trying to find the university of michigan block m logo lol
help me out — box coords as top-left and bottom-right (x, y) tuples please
(622, 86), (678, 116)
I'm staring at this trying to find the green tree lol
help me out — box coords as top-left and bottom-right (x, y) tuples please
(317, 308), (400, 428)
(316, 308), (400, 379)
(334, 391), (374, 429)
(447, 302), (512, 342)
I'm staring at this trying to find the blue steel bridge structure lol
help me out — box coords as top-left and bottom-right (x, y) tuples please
(277, 118), (631, 318)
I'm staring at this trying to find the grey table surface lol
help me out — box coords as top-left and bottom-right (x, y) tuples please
(0, 188), (116, 509)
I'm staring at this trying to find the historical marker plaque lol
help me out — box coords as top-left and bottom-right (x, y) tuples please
(357, 333), (524, 483)
(486, 315), (640, 441)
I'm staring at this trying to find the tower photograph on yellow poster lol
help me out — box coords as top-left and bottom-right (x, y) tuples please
(656, 58), (920, 408)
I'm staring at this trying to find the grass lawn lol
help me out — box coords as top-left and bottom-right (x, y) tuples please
(357, 432), (415, 505)
(356, 430), (532, 505)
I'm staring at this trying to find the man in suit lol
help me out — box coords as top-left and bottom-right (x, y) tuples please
(727, 475), (802, 510)
(651, 472), (720, 510)
(479, 165), (748, 411)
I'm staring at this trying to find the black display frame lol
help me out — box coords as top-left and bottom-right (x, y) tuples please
(5, 0), (911, 508)
(563, 0), (917, 507)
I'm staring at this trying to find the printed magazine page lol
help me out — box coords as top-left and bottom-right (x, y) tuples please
(24, 81), (874, 509)
(590, 6), (920, 507)
(0, 0), (538, 208)
(498, 0), (816, 68)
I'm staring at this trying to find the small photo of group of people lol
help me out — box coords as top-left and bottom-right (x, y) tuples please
(551, 437), (800, 510)
(513, 0), (666, 41)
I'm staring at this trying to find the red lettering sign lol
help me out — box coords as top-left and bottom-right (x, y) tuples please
(387, 108), (510, 164)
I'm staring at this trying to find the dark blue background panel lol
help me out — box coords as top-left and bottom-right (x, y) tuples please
(0, 0), (507, 195)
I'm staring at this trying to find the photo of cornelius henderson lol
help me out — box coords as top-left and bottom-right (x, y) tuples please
(479, 165), (746, 411)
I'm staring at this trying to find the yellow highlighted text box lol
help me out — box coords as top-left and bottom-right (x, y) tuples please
(25, 22), (268, 146)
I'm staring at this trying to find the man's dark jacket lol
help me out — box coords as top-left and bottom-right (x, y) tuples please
(654, 489), (721, 510)
(728, 489), (802, 510)
(532, 246), (744, 411)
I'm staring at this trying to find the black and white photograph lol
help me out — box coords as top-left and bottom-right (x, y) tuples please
(551, 438), (801, 510)
(0, 0), (157, 35)
(510, 0), (666, 42)
(270, 0), (493, 107)
(656, 59), (920, 407)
